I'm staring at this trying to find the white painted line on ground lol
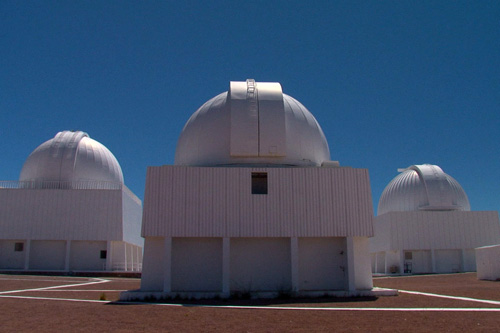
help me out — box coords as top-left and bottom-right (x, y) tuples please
(0, 295), (109, 303)
(28, 289), (127, 292)
(0, 278), (110, 295)
(398, 289), (500, 305)
(2, 294), (499, 312)
(0, 277), (91, 283)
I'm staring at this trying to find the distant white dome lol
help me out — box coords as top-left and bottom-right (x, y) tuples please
(378, 164), (470, 215)
(20, 131), (123, 184)
(174, 79), (331, 167)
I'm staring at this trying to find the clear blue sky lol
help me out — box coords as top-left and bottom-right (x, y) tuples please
(1, 1), (499, 214)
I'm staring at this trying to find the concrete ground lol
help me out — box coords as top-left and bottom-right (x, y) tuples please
(0, 272), (499, 332)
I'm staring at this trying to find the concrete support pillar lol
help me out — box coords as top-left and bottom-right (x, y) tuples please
(124, 242), (128, 272)
(431, 249), (436, 273)
(136, 246), (141, 271)
(106, 241), (113, 271)
(64, 240), (71, 271)
(130, 244), (135, 272)
(24, 239), (31, 270)
(384, 252), (388, 274)
(163, 237), (172, 293)
(222, 237), (230, 296)
(460, 248), (466, 272)
(290, 237), (299, 292)
(346, 237), (356, 291)
(399, 250), (405, 274)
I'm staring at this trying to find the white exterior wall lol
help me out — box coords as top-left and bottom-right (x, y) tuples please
(142, 166), (374, 238)
(230, 238), (291, 292)
(476, 245), (500, 280)
(0, 240), (26, 269)
(0, 188), (122, 241)
(434, 249), (461, 273)
(463, 249), (476, 272)
(122, 187), (144, 247)
(409, 250), (432, 274)
(0, 186), (143, 272)
(70, 241), (107, 271)
(370, 210), (500, 274)
(372, 211), (500, 252)
(139, 165), (375, 295)
(351, 237), (373, 290)
(29, 240), (66, 270)
(298, 237), (346, 290)
(171, 238), (222, 292)
(140, 237), (166, 291)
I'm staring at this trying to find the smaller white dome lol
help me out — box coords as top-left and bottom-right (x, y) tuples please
(378, 164), (470, 215)
(20, 131), (123, 185)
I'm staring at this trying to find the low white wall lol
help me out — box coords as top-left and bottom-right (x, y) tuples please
(70, 241), (107, 271)
(29, 240), (66, 270)
(476, 245), (500, 280)
(411, 250), (432, 274)
(0, 240), (25, 269)
(298, 237), (346, 290)
(140, 237), (165, 291)
(171, 238), (223, 292)
(353, 237), (373, 290)
(230, 238), (291, 292)
(435, 249), (461, 273)
(463, 249), (476, 272)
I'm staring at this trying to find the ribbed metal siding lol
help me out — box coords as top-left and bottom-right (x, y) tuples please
(0, 188), (122, 240)
(142, 166), (374, 238)
(373, 211), (500, 251)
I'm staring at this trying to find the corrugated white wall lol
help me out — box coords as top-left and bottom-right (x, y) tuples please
(0, 188), (122, 240)
(142, 166), (374, 238)
(372, 211), (500, 252)
(122, 186), (144, 246)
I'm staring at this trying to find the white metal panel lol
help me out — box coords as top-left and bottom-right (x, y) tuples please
(372, 211), (500, 251)
(142, 166), (374, 238)
(257, 82), (286, 157)
(171, 238), (223, 292)
(229, 80), (259, 157)
(0, 188), (123, 241)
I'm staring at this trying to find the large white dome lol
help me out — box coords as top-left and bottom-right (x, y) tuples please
(20, 131), (124, 184)
(378, 164), (470, 215)
(174, 79), (331, 167)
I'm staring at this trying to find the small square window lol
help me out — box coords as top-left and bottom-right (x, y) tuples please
(100, 250), (107, 259)
(14, 242), (24, 252)
(404, 251), (413, 260)
(252, 172), (268, 194)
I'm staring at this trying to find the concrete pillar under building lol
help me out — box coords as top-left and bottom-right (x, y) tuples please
(163, 237), (172, 293)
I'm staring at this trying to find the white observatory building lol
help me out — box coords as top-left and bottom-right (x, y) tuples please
(0, 131), (143, 272)
(123, 79), (380, 300)
(371, 164), (500, 274)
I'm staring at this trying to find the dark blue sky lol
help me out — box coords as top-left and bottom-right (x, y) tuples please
(1, 1), (499, 214)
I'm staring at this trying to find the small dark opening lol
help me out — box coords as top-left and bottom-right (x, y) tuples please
(252, 172), (268, 194)
(100, 250), (107, 259)
(14, 242), (24, 252)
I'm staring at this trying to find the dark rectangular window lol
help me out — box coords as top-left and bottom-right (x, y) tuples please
(252, 172), (268, 194)
(14, 242), (24, 252)
(100, 250), (107, 259)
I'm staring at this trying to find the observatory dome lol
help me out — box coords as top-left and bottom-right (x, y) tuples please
(174, 79), (331, 167)
(378, 164), (470, 215)
(20, 131), (124, 184)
